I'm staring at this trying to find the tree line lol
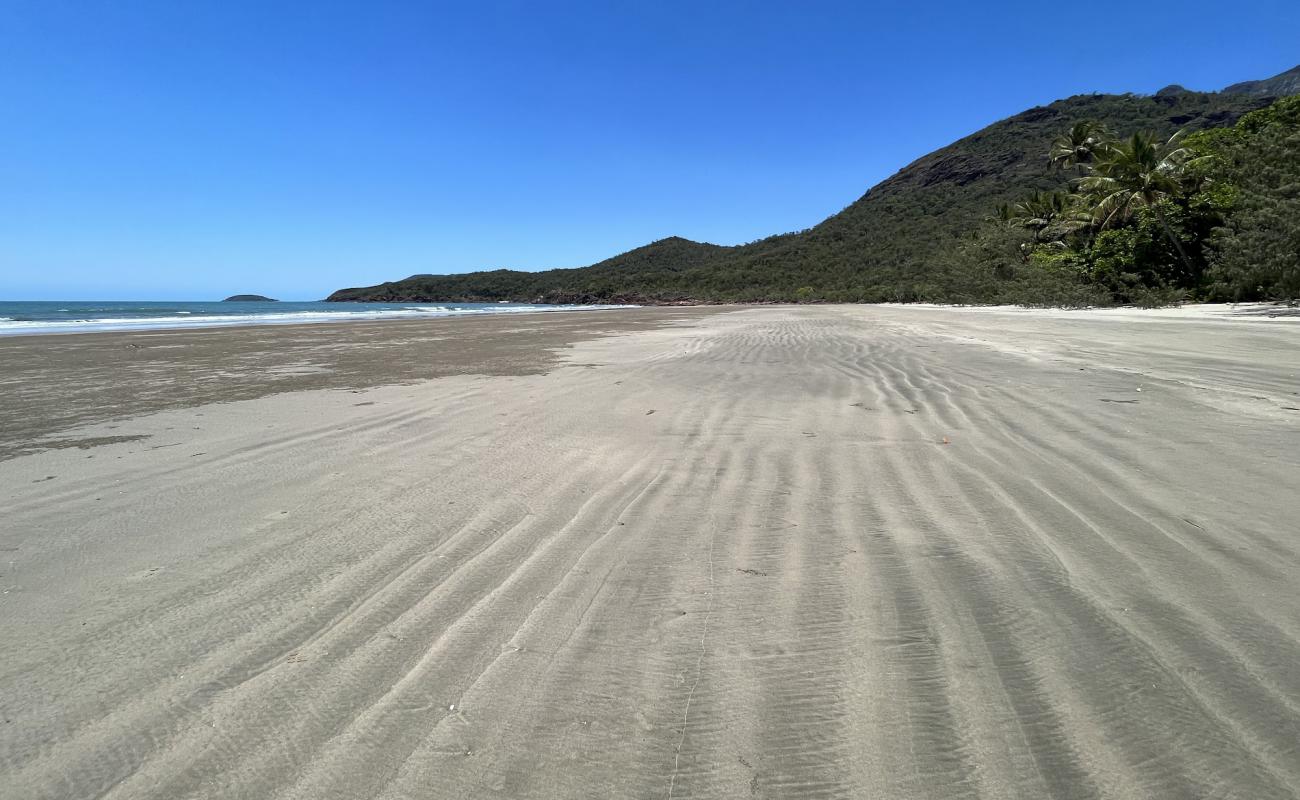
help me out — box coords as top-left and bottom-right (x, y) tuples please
(941, 95), (1300, 305)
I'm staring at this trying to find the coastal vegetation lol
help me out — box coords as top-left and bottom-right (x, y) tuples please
(328, 67), (1300, 307)
(940, 94), (1300, 305)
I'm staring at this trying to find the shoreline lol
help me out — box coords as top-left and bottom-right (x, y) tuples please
(0, 301), (643, 338)
(0, 307), (730, 461)
(5, 301), (1296, 461)
(4, 298), (1295, 339)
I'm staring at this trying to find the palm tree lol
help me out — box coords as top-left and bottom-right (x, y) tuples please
(1077, 130), (1206, 273)
(1050, 121), (1111, 172)
(1004, 190), (1089, 243)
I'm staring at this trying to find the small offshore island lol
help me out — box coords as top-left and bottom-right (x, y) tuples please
(222, 294), (277, 302)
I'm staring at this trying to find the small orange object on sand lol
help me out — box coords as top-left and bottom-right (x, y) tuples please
(942, 436), (951, 445)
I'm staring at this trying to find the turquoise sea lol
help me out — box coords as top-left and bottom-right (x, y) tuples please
(0, 300), (635, 336)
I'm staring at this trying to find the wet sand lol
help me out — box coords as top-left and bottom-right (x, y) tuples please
(1, 305), (1298, 799)
(0, 308), (721, 461)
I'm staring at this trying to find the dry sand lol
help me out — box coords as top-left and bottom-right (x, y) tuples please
(1, 304), (1298, 799)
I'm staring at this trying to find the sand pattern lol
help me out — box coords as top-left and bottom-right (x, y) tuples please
(1, 305), (1297, 798)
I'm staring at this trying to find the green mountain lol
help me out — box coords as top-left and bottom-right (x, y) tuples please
(328, 66), (1298, 305)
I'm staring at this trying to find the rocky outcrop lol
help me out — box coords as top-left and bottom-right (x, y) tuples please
(1222, 65), (1300, 97)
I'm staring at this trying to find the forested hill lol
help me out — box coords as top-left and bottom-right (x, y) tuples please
(327, 67), (1298, 305)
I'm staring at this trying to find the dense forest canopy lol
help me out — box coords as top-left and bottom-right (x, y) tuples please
(939, 94), (1300, 305)
(329, 66), (1300, 306)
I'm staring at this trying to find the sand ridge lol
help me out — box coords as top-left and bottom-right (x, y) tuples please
(0, 305), (1298, 798)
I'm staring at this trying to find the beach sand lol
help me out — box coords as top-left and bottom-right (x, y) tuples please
(1, 305), (1298, 799)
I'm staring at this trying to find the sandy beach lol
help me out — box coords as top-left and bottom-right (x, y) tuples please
(1, 304), (1298, 799)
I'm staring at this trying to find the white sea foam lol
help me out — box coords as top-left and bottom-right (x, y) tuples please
(0, 304), (637, 336)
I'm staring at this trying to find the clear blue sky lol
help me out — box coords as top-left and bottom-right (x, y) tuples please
(2, 1), (1297, 300)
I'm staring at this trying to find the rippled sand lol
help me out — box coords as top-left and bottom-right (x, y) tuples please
(1, 305), (1298, 799)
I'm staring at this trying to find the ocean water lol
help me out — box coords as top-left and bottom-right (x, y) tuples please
(0, 300), (636, 336)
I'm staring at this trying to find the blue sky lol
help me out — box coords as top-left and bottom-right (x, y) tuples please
(2, 1), (1297, 300)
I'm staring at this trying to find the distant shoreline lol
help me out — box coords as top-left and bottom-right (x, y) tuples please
(0, 300), (640, 338)
(3, 299), (1295, 338)
(0, 306), (722, 460)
